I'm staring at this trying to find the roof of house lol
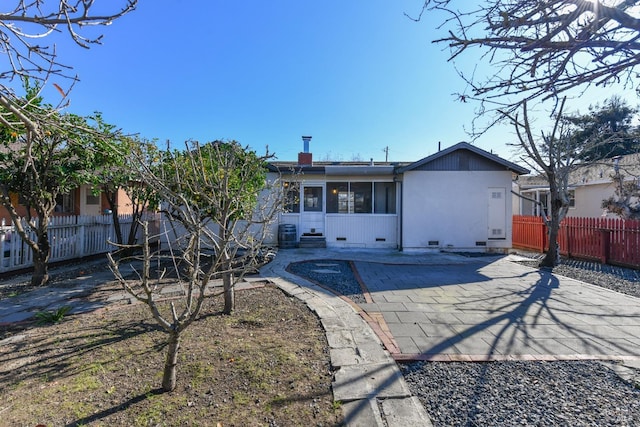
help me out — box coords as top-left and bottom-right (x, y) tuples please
(398, 142), (529, 174)
(267, 160), (409, 175)
(571, 153), (640, 186)
(269, 142), (529, 176)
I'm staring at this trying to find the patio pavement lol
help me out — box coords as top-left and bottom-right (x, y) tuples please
(262, 248), (640, 426)
(353, 256), (640, 362)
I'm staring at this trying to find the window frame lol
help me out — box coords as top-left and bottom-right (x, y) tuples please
(326, 181), (395, 215)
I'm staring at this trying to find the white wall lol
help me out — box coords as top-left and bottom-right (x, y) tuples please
(512, 181), (618, 219)
(80, 185), (102, 216)
(571, 182), (615, 218)
(402, 170), (514, 251)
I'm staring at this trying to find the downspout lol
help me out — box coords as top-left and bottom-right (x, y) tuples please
(398, 181), (404, 252)
(393, 174), (403, 252)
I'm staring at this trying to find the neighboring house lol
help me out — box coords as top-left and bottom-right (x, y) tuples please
(0, 139), (137, 224)
(513, 153), (640, 218)
(0, 185), (135, 224)
(268, 138), (529, 252)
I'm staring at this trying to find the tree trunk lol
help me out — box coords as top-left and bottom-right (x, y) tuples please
(541, 222), (559, 267)
(111, 209), (123, 246)
(126, 202), (144, 251)
(162, 331), (181, 392)
(31, 225), (51, 286)
(31, 252), (49, 286)
(106, 189), (124, 246)
(540, 194), (563, 268)
(222, 271), (234, 315)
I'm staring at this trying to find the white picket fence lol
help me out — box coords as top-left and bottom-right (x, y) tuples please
(0, 213), (161, 273)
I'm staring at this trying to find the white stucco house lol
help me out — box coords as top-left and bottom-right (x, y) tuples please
(268, 138), (529, 252)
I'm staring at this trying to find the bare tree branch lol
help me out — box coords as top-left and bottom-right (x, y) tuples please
(415, 0), (640, 129)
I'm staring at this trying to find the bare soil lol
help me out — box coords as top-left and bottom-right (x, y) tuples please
(0, 278), (343, 426)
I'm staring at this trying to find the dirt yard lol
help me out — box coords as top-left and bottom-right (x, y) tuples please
(0, 277), (343, 426)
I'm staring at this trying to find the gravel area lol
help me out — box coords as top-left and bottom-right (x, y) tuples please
(401, 360), (640, 427)
(287, 260), (366, 304)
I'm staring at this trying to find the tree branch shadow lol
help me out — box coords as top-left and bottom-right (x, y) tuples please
(64, 388), (165, 427)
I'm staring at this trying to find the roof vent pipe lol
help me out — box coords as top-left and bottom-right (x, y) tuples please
(302, 136), (312, 153)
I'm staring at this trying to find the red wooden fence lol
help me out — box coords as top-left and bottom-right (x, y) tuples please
(512, 215), (640, 269)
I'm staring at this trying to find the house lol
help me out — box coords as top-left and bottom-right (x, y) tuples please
(0, 185), (136, 225)
(513, 153), (640, 218)
(268, 138), (529, 251)
(0, 139), (138, 224)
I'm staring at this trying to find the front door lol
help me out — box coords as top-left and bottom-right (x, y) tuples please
(301, 185), (324, 235)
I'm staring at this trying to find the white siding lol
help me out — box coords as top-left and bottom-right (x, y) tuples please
(402, 170), (514, 251)
(571, 183), (615, 218)
(326, 214), (398, 248)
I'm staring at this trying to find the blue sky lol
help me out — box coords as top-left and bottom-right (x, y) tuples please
(30, 1), (627, 164)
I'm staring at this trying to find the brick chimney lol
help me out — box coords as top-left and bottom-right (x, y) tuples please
(298, 135), (312, 166)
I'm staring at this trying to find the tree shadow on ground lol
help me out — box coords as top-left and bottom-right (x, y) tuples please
(0, 316), (161, 386)
(352, 260), (640, 358)
(64, 388), (165, 427)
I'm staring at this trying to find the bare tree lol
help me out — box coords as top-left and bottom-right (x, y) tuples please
(0, 1), (137, 85)
(0, 1), (137, 142)
(412, 1), (640, 116)
(506, 99), (580, 266)
(108, 141), (282, 391)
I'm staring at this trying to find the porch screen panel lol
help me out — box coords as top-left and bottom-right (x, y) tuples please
(327, 182), (349, 213)
(351, 182), (372, 213)
(374, 182), (396, 214)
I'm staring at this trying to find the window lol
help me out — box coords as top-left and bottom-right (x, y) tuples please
(327, 182), (349, 213)
(568, 189), (575, 208)
(86, 193), (100, 205)
(351, 182), (372, 213)
(283, 182), (300, 213)
(327, 181), (395, 214)
(303, 186), (323, 212)
(55, 192), (75, 213)
(374, 182), (396, 214)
